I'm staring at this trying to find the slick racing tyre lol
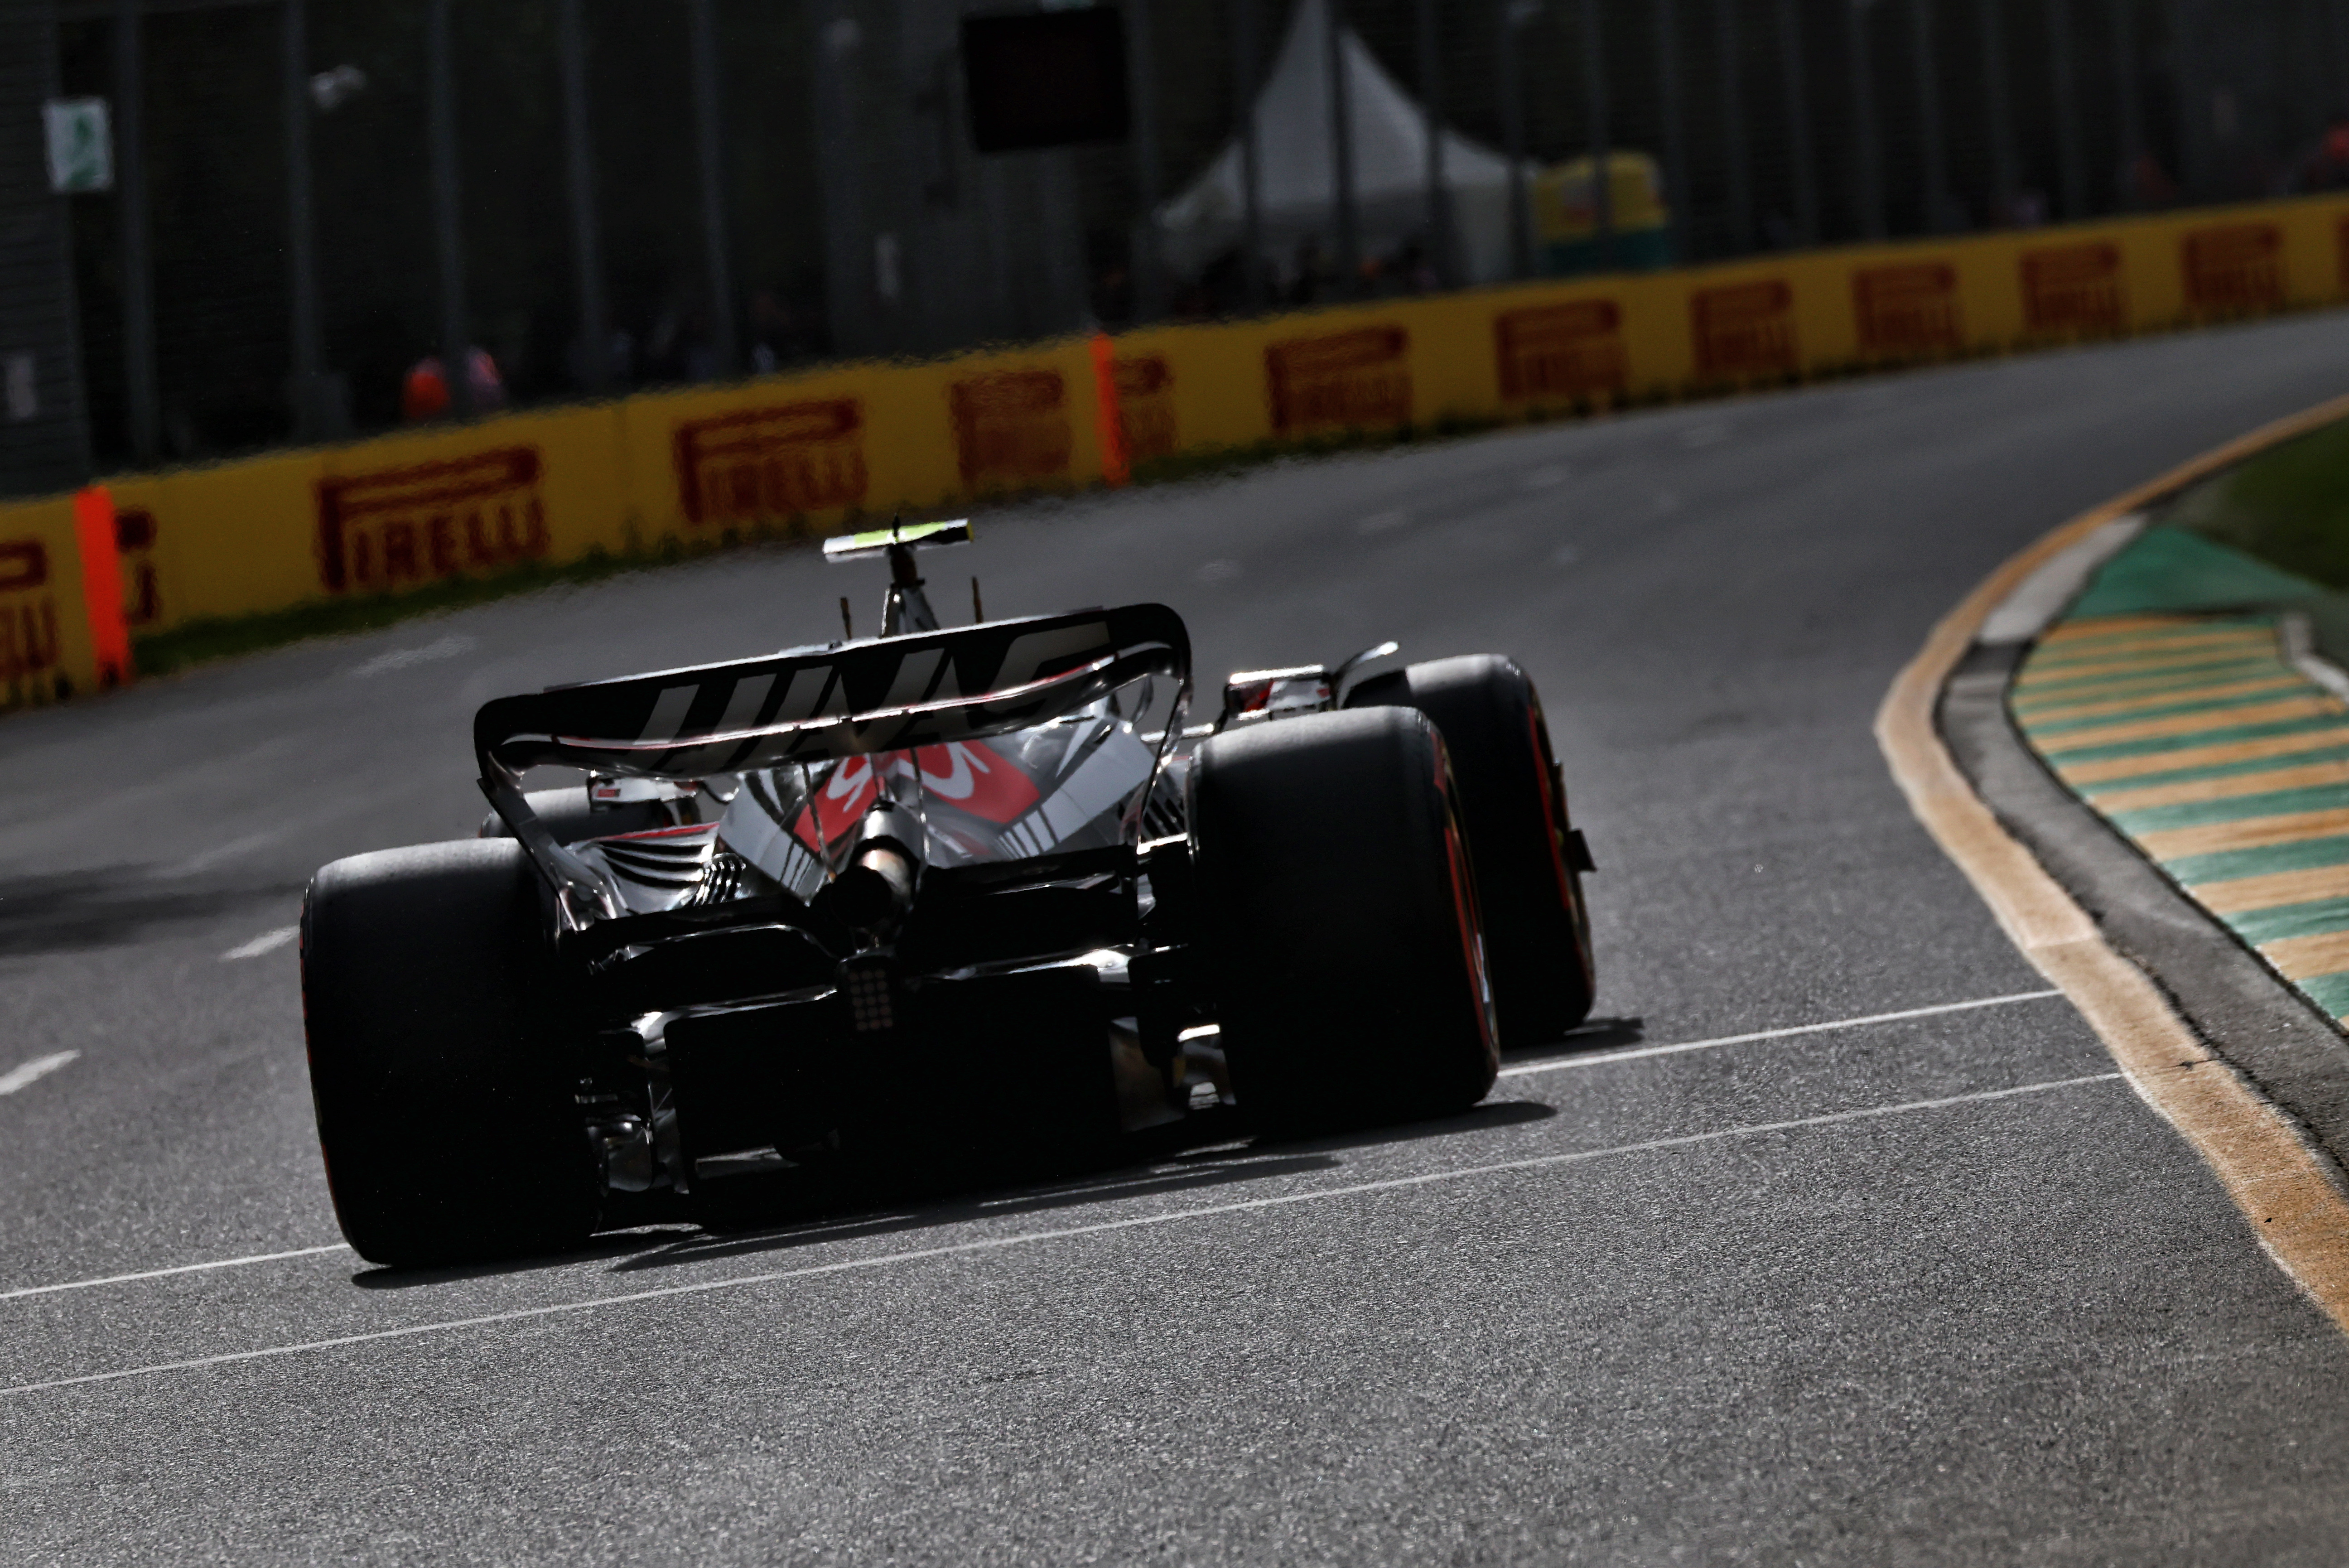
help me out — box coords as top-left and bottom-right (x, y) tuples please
(302, 838), (599, 1267)
(478, 785), (671, 844)
(1191, 706), (1499, 1134)
(1347, 655), (1596, 1044)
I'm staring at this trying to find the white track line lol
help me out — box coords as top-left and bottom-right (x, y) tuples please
(0, 1052), (78, 1097)
(1500, 989), (2065, 1079)
(0, 1244), (351, 1304)
(221, 926), (299, 962)
(0, 1071), (2121, 1398)
(0, 989), (2068, 1306)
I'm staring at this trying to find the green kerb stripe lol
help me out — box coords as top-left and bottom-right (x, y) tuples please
(2021, 687), (2322, 741)
(2109, 783), (2349, 834)
(2028, 622), (2272, 660)
(2074, 741), (2349, 796)
(2225, 897), (2349, 946)
(2039, 715), (2348, 766)
(2297, 972), (2349, 1019)
(2011, 657), (2287, 706)
(2166, 834), (2349, 887)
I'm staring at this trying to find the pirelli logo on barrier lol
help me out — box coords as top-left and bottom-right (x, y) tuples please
(950, 370), (1071, 491)
(1266, 326), (1411, 434)
(1112, 356), (1178, 464)
(2020, 241), (2125, 334)
(1853, 262), (1962, 356)
(673, 399), (868, 527)
(1690, 281), (1796, 380)
(1494, 300), (1627, 403)
(316, 446), (551, 593)
(0, 538), (62, 700)
(2183, 222), (2285, 314)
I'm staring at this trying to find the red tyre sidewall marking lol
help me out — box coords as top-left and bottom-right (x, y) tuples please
(1435, 741), (1500, 1061)
(1526, 699), (1576, 911)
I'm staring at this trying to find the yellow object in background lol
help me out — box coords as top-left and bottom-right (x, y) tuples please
(1534, 152), (1674, 276)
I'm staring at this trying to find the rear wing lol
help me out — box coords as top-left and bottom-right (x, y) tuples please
(474, 604), (1189, 909)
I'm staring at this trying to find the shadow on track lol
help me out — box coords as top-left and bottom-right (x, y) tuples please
(1184, 1097), (1558, 1161)
(347, 1099), (1558, 1290)
(618, 1098), (1558, 1275)
(1499, 1014), (1645, 1070)
(350, 1231), (696, 1290)
(0, 867), (303, 955)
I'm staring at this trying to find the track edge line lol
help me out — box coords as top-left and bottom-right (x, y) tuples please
(1875, 390), (2349, 1337)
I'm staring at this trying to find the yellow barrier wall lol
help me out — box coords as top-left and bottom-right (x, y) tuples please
(9, 189), (2349, 686)
(0, 494), (101, 707)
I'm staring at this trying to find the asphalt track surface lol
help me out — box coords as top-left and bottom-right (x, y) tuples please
(14, 319), (2349, 1563)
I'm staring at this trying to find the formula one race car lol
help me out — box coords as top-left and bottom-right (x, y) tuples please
(301, 521), (1597, 1266)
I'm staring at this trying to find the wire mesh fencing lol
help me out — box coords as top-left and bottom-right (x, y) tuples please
(41, 0), (2349, 478)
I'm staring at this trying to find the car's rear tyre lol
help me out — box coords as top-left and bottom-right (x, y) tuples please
(302, 838), (599, 1267)
(478, 785), (672, 844)
(1190, 707), (1499, 1134)
(1347, 655), (1596, 1044)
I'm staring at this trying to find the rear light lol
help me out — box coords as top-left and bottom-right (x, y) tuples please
(840, 958), (898, 1033)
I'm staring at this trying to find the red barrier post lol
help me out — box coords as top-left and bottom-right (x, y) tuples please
(1090, 332), (1129, 487)
(73, 486), (134, 687)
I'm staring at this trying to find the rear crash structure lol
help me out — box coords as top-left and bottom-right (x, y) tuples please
(300, 521), (1599, 1265)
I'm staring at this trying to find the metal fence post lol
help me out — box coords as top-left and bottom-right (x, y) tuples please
(2166, 0), (2199, 196)
(115, 0), (159, 463)
(426, 0), (472, 418)
(1714, 0), (1753, 253)
(1234, 0), (1266, 307)
(1777, 0), (1818, 246)
(1654, 0), (1690, 262)
(1849, 0), (1886, 239)
(557, 0), (610, 392)
(2112, 0), (2144, 203)
(2048, 0), (2085, 218)
(688, 0), (738, 376)
(1329, 0), (1360, 292)
(1979, 0), (2018, 223)
(2335, 0), (2349, 130)
(1417, 0), (1450, 284)
(1499, 0), (1529, 278)
(1582, 0), (1611, 266)
(283, 0), (326, 439)
(1128, 0), (1164, 319)
(1909, 0), (1951, 230)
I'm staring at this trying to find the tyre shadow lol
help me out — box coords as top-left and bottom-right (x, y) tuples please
(619, 1097), (1560, 1274)
(610, 1151), (1345, 1274)
(350, 1098), (1560, 1289)
(1228, 1097), (1557, 1160)
(1497, 1014), (1645, 1070)
(351, 1230), (696, 1289)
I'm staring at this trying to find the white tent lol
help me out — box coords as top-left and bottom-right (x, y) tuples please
(1153, 0), (1527, 287)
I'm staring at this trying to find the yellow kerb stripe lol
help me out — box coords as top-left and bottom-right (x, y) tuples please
(2055, 725), (2349, 786)
(2192, 863), (2349, 915)
(2013, 655), (2285, 700)
(2029, 625), (2273, 660)
(2091, 757), (2349, 813)
(2259, 930), (2349, 982)
(2035, 695), (2344, 751)
(2016, 674), (2308, 725)
(2037, 613), (2215, 643)
(2137, 805), (2349, 860)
